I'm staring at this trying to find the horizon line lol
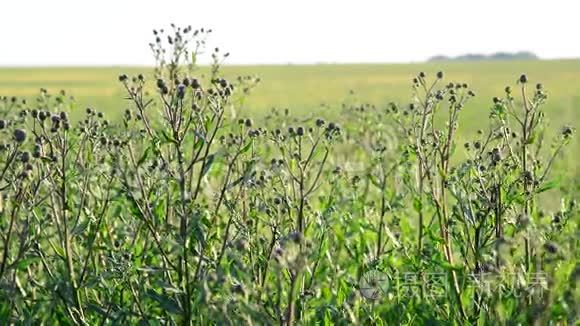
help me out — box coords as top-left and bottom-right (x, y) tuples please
(1, 57), (580, 69)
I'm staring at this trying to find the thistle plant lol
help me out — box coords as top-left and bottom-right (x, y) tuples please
(0, 25), (577, 325)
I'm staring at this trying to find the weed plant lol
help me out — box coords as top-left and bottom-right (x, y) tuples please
(0, 26), (578, 324)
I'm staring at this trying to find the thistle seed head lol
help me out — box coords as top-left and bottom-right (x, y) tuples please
(296, 127), (304, 136)
(13, 129), (26, 143)
(20, 151), (30, 163)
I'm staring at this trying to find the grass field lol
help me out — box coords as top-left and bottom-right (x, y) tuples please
(1, 58), (579, 323)
(2, 60), (580, 125)
(2, 60), (578, 176)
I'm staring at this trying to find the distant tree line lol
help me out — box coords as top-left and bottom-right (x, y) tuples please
(428, 51), (539, 62)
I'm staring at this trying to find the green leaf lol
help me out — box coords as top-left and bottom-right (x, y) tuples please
(536, 178), (560, 194)
(160, 130), (178, 144)
(193, 131), (206, 150)
(137, 145), (153, 167)
(146, 289), (182, 315)
(440, 261), (463, 271)
(527, 131), (537, 144)
(239, 141), (253, 155)
(412, 197), (422, 213)
(368, 173), (382, 189)
(72, 220), (90, 236)
(200, 154), (215, 178)
(15, 257), (41, 271)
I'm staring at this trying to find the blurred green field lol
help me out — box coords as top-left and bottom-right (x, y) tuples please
(1, 60), (579, 180)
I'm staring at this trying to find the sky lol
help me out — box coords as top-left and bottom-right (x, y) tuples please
(1, 0), (579, 66)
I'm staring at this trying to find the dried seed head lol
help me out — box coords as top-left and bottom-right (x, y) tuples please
(244, 119), (253, 127)
(20, 170), (31, 179)
(231, 283), (245, 295)
(177, 84), (186, 99)
(523, 171), (533, 183)
(519, 74), (528, 84)
(0, 120), (5, 130)
(32, 144), (41, 158)
(543, 242), (558, 254)
(561, 126), (573, 139)
(288, 231), (303, 244)
(234, 238), (249, 251)
(191, 78), (201, 89)
(436, 71), (444, 79)
(491, 148), (502, 162)
(20, 151), (31, 163)
(13, 129), (27, 143)
(296, 127), (304, 136)
(273, 247), (284, 260)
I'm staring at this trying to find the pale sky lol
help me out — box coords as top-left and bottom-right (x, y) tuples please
(1, 0), (579, 66)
